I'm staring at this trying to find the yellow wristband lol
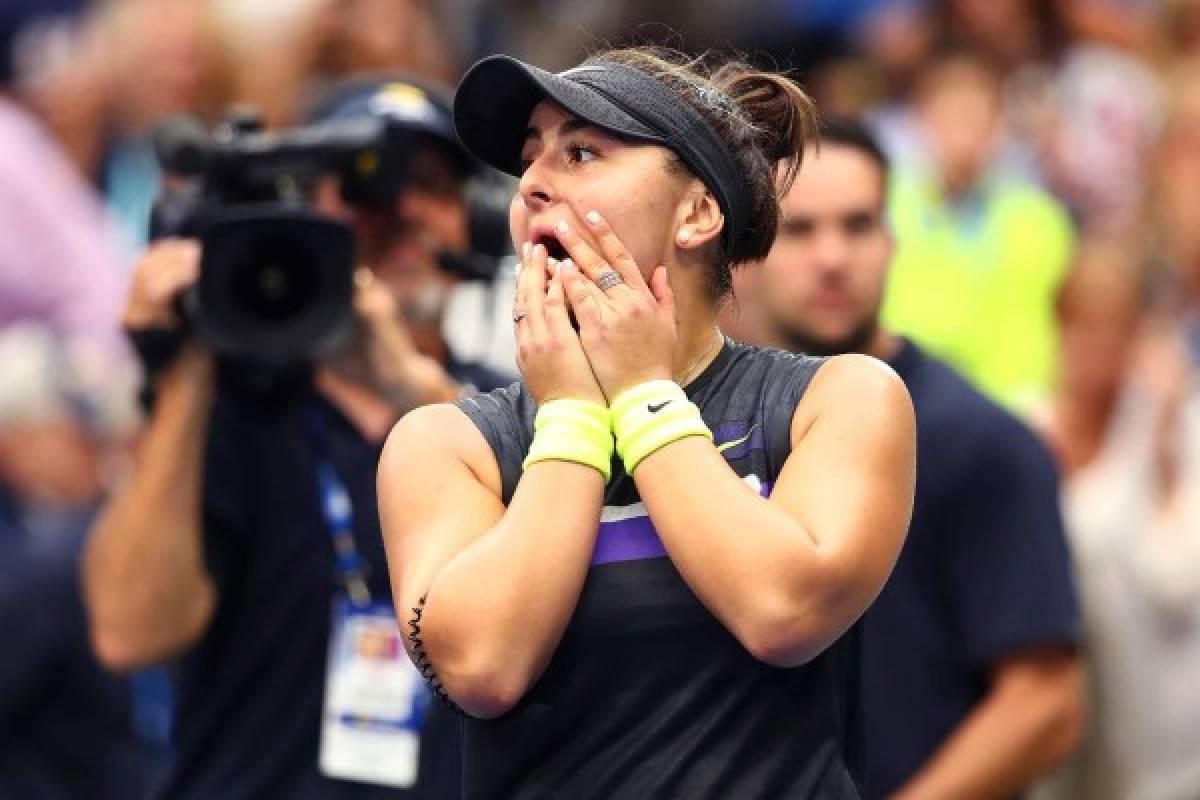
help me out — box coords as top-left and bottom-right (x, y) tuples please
(611, 380), (712, 475)
(522, 398), (614, 482)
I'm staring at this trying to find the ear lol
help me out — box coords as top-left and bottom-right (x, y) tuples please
(673, 182), (724, 252)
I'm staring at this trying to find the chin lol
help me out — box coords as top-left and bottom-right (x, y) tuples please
(783, 321), (876, 358)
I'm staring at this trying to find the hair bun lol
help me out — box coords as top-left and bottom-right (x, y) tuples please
(712, 64), (818, 174)
(585, 46), (820, 275)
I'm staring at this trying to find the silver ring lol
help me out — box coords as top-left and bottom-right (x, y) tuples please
(512, 311), (527, 324)
(596, 271), (624, 291)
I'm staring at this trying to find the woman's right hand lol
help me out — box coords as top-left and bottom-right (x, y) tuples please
(123, 239), (202, 332)
(515, 242), (605, 407)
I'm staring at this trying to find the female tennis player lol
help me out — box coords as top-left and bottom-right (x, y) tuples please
(378, 47), (916, 799)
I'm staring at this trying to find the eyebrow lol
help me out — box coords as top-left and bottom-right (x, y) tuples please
(779, 215), (813, 231)
(780, 207), (880, 223)
(522, 117), (598, 146)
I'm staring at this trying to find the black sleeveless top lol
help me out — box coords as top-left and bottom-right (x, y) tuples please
(453, 340), (863, 799)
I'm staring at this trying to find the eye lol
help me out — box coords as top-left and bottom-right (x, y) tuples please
(565, 142), (599, 165)
(844, 212), (877, 237)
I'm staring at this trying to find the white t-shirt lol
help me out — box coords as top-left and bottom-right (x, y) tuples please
(1038, 375), (1200, 800)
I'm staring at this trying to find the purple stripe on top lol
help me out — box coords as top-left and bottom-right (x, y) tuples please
(592, 514), (668, 565)
(591, 479), (773, 566)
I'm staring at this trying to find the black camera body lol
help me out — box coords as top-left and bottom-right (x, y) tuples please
(151, 109), (387, 367)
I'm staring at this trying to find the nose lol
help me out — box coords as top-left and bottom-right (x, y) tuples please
(516, 155), (555, 215)
(395, 189), (419, 220)
(812, 228), (852, 273)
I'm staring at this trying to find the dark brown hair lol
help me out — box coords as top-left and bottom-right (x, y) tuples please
(583, 47), (819, 295)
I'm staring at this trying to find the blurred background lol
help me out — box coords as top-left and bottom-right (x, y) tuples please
(1, 0), (1199, 798)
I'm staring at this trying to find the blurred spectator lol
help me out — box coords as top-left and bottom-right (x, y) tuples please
(226, 0), (457, 131)
(1041, 239), (1200, 793)
(1034, 237), (1200, 800)
(0, 1), (135, 400)
(82, 77), (507, 799)
(1059, 0), (1157, 53)
(1036, 43), (1162, 230)
(10, 0), (236, 258)
(305, 0), (457, 80)
(0, 323), (114, 550)
(727, 118), (1083, 799)
(1147, 63), (1200, 314)
(92, 0), (236, 255)
(0, 323), (149, 799)
(879, 48), (1075, 414)
(1154, 0), (1200, 67)
(461, 0), (734, 73)
(7, 1), (112, 178)
(859, 0), (1164, 232)
(860, 0), (1068, 111)
(937, 0), (1068, 71)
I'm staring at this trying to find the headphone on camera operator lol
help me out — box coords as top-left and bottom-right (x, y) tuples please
(131, 75), (513, 407)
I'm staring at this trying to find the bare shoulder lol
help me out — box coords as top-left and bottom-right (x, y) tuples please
(810, 352), (906, 395)
(380, 402), (503, 498)
(792, 353), (914, 442)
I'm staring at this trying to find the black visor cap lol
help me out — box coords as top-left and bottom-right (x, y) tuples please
(453, 55), (669, 177)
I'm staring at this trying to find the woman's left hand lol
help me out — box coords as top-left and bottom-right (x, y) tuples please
(555, 212), (677, 401)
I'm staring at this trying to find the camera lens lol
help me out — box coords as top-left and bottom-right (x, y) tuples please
(195, 209), (355, 365)
(229, 236), (319, 323)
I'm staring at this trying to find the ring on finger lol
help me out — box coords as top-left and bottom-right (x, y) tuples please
(596, 271), (624, 291)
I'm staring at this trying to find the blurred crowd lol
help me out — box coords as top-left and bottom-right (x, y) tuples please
(1, 0), (1199, 798)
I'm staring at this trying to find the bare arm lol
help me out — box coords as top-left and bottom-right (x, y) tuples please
(892, 646), (1085, 800)
(378, 403), (603, 718)
(379, 242), (611, 718)
(82, 348), (217, 671)
(634, 355), (916, 666)
(549, 212), (915, 666)
(82, 240), (217, 672)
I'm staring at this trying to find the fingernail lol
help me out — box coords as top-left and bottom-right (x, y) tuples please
(548, 257), (560, 268)
(585, 211), (601, 227)
(523, 241), (530, 258)
(556, 219), (570, 235)
(562, 258), (575, 272)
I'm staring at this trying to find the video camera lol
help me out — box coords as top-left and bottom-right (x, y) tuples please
(151, 108), (383, 366)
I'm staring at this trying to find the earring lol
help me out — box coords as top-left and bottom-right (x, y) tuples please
(676, 230), (692, 246)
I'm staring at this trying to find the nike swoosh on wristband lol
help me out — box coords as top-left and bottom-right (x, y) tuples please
(647, 400), (672, 413)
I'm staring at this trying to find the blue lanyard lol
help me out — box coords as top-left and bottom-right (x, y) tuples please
(307, 407), (372, 607)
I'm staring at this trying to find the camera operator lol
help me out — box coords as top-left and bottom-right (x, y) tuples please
(81, 78), (508, 799)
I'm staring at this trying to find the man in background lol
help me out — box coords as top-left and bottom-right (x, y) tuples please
(725, 118), (1084, 799)
(82, 78), (504, 798)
